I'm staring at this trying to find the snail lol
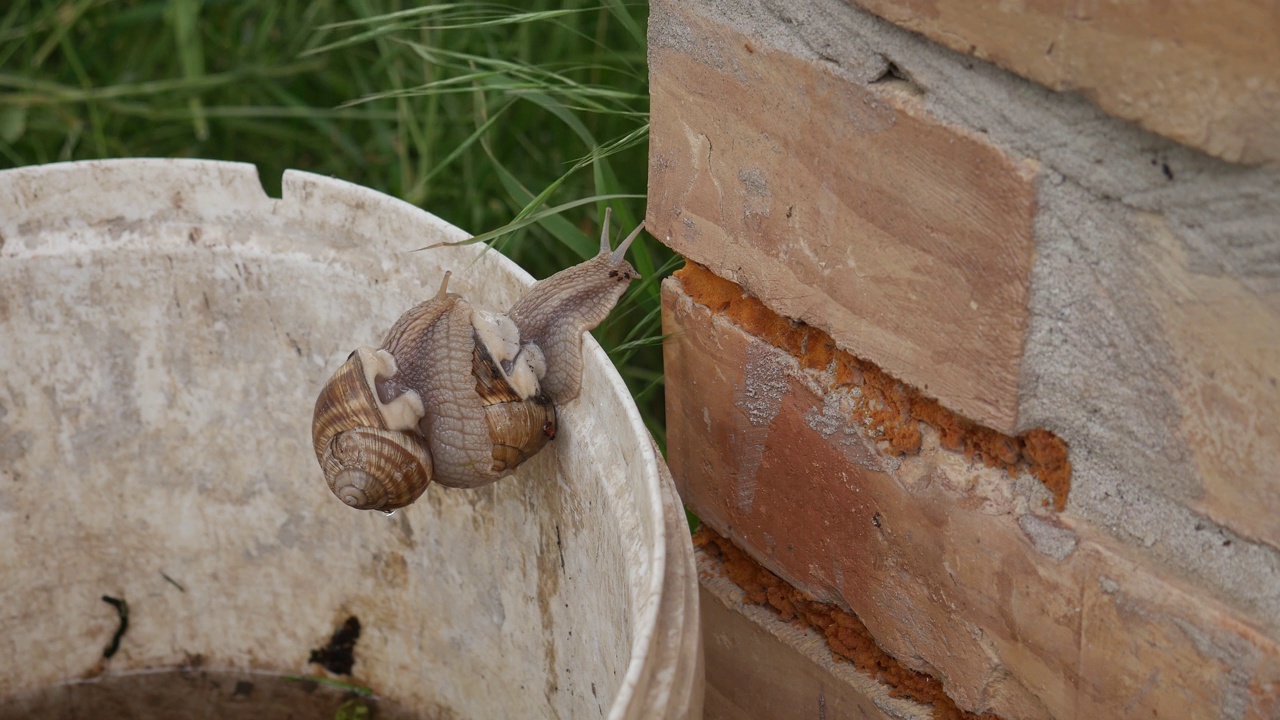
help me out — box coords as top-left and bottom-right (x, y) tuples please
(312, 208), (644, 511)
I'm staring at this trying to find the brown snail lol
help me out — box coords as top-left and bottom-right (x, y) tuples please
(312, 208), (643, 511)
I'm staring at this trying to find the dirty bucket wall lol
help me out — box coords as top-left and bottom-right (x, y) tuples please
(647, 0), (1280, 719)
(0, 160), (701, 719)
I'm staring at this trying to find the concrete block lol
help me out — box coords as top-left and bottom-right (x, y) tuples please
(663, 273), (1280, 720)
(846, 0), (1280, 164)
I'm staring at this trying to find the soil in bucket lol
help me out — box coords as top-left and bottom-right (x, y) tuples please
(0, 670), (423, 720)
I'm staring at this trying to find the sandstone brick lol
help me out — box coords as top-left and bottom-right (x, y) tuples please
(1130, 213), (1280, 551)
(647, 0), (1039, 434)
(846, 0), (1280, 164)
(663, 275), (1280, 720)
(698, 549), (933, 720)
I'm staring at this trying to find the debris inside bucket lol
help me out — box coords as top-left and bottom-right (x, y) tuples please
(100, 595), (129, 659)
(309, 616), (362, 675)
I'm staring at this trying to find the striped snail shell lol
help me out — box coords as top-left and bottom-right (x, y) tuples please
(312, 347), (432, 511)
(313, 208), (644, 510)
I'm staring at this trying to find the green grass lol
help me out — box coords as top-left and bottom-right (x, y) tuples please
(0, 0), (673, 444)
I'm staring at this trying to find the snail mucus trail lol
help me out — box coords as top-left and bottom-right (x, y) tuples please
(312, 208), (643, 512)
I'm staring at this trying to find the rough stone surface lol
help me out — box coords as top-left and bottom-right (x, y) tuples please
(648, 0), (1280, 566)
(648, 0), (1039, 434)
(1025, 182), (1280, 562)
(663, 275), (1280, 720)
(845, 0), (1280, 165)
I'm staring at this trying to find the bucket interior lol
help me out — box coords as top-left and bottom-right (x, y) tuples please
(0, 160), (667, 718)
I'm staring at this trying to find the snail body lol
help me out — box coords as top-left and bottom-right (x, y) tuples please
(312, 209), (643, 510)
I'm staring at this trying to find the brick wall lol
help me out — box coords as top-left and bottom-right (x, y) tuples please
(647, 1), (1280, 718)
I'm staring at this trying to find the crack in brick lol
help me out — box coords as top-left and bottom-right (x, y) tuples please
(675, 262), (1072, 510)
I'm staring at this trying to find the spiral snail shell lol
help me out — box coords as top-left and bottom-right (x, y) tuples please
(313, 347), (432, 510)
(312, 208), (643, 511)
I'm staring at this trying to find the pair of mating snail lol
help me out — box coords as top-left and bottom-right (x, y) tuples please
(312, 209), (643, 511)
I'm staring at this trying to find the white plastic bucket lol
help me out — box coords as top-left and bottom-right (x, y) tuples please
(0, 159), (702, 719)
